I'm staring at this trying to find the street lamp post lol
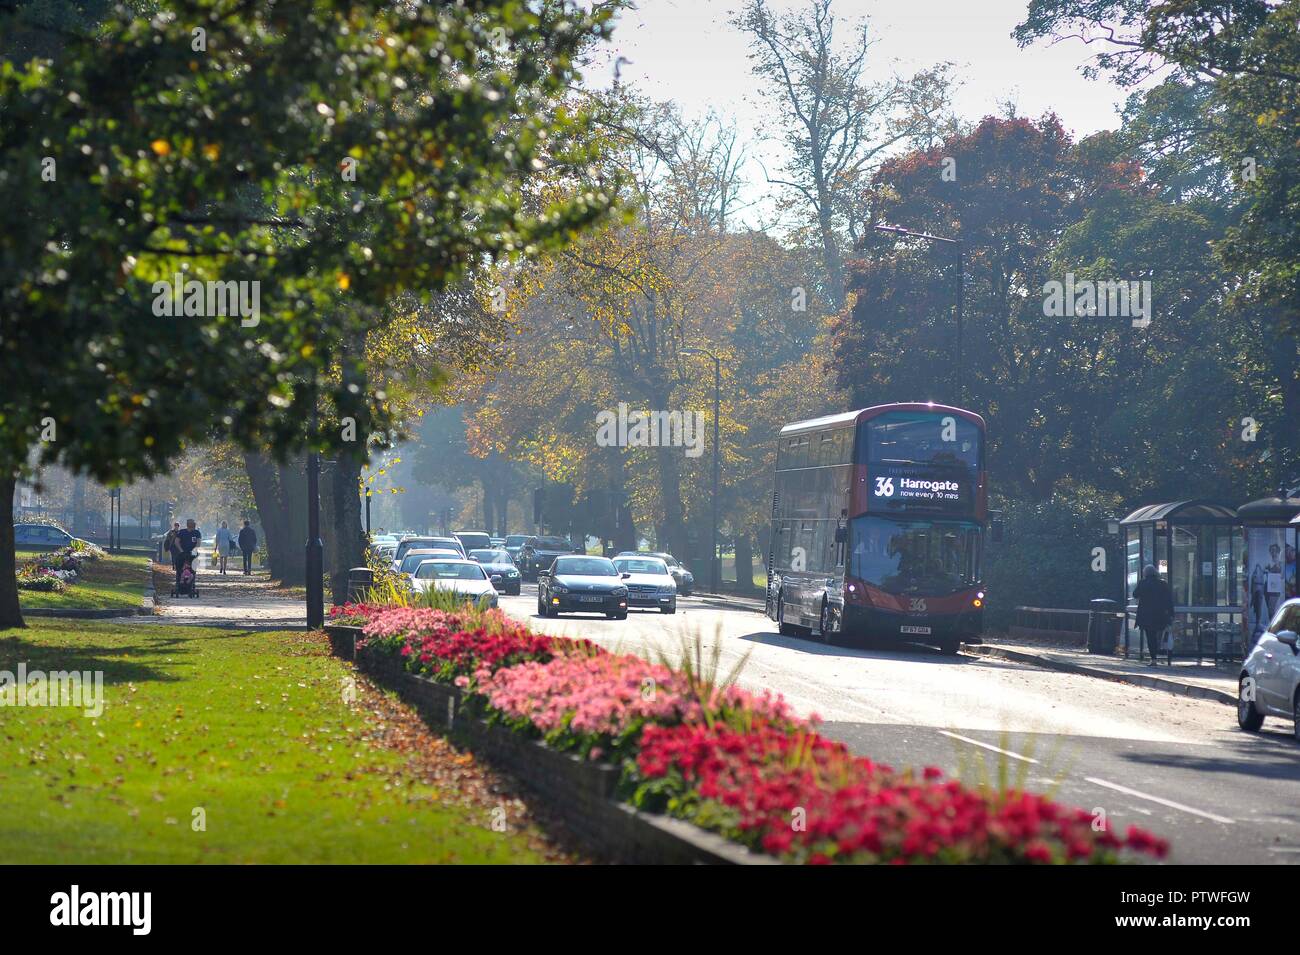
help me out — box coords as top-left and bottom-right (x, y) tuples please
(305, 386), (325, 629)
(682, 347), (721, 593)
(874, 223), (964, 406)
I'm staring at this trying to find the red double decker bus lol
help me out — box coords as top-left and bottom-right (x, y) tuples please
(764, 403), (987, 654)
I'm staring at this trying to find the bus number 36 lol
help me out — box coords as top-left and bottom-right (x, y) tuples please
(909, 598), (927, 612)
(874, 477), (894, 497)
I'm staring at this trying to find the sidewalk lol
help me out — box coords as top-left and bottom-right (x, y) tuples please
(689, 589), (766, 613)
(967, 641), (1238, 706)
(145, 550), (306, 629)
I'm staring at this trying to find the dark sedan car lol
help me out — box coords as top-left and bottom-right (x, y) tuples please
(504, 534), (532, 561)
(467, 548), (522, 595)
(518, 536), (578, 580)
(537, 556), (629, 619)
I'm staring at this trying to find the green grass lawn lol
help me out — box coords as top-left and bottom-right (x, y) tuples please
(0, 620), (549, 863)
(18, 550), (148, 611)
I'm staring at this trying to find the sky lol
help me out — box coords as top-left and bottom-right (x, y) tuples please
(586, 0), (1136, 224)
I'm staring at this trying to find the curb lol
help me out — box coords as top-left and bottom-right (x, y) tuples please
(21, 607), (152, 619)
(966, 644), (1237, 706)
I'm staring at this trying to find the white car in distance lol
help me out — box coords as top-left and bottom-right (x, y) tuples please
(411, 559), (501, 609)
(396, 548), (462, 579)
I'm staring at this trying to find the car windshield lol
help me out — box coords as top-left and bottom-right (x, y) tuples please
(400, 550), (457, 573)
(553, 557), (617, 577)
(614, 558), (668, 575)
(416, 562), (487, 581)
(470, 549), (513, 564)
(655, 554), (681, 567)
(505, 536), (529, 546)
(535, 537), (571, 550)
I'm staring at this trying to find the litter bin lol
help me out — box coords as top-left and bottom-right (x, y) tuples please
(346, 567), (374, 603)
(1087, 598), (1120, 654)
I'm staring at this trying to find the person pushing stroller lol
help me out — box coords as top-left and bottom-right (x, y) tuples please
(171, 519), (202, 597)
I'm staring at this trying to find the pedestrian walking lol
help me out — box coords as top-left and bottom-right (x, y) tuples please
(237, 520), (257, 575)
(214, 521), (234, 575)
(162, 521), (180, 568)
(174, 519), (202, 589)
(1133, 564), (1175, 666)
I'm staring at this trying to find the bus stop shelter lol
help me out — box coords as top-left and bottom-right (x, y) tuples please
(1119, 500), (1242, 663)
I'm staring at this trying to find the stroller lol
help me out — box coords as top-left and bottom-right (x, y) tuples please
(171, 546), (199, 598)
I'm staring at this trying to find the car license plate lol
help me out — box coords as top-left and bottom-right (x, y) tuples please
(578, 595), (604, 603)
(900, 625), (931, 634)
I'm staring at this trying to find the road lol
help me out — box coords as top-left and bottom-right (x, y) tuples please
(499, 583), (1300, 865)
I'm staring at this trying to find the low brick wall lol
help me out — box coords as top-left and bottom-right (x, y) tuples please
(325, 624), (773, 864)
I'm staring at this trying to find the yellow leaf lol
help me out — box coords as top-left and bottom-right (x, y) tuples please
(150, 139), (171, 157)
(338, 274), (351, 290)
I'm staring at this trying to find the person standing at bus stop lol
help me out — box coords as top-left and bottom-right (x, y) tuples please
(1133, 564), (1174, 666)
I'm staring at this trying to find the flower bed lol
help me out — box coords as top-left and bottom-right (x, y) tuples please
(16, 543), (103, 592)
(332, 603), (1169, 865)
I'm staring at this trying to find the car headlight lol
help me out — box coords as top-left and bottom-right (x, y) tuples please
(551, 584), (568, 594)
(613, 587), (627, 597)
(507, 569), (519, 577)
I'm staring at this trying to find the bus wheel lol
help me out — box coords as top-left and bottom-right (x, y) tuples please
(819, 600), (835, 645)
(939, 636), (960, 656)
(776, 592), (797, 636)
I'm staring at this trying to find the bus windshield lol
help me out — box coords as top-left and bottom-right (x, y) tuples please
(849, 516), (981, 596)
(861, 411), (981, 468)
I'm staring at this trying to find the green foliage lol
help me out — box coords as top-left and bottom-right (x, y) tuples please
(983, 486), (1123, 628)
(0, 0), (618, 487)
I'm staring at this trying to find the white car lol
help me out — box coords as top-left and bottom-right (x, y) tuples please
(395, 548), (461, 577)
(1239, 597), (1300, 741)
(411, 559), (500, 609)
(612, 556), (677, 614)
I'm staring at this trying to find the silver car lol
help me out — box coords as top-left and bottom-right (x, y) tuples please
(612, 556), (677, 613)
(411, 559), (500, 609)
(1239, 598), (1300, 741)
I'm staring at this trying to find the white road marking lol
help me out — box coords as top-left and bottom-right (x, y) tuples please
(1084, 777), (1235, 824)
(938, 730), (1038, 764)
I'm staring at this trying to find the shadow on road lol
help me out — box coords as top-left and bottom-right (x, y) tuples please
(737, 628), (976, 664)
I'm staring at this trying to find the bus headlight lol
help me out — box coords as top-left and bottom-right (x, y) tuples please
(972, 598), (982, 608)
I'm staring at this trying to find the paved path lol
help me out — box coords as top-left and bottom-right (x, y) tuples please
(146, 547), (305, 629)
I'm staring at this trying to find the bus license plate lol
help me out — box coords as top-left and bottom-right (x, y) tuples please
(900, 625), (931, 634)
(578, 595), (604, 603)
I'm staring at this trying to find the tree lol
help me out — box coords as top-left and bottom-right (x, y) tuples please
(1015, 0), (1300, 477)
(733, 0), (955, 308)
(0, 0), (618, 628)
(833, 115), (1200, 502)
